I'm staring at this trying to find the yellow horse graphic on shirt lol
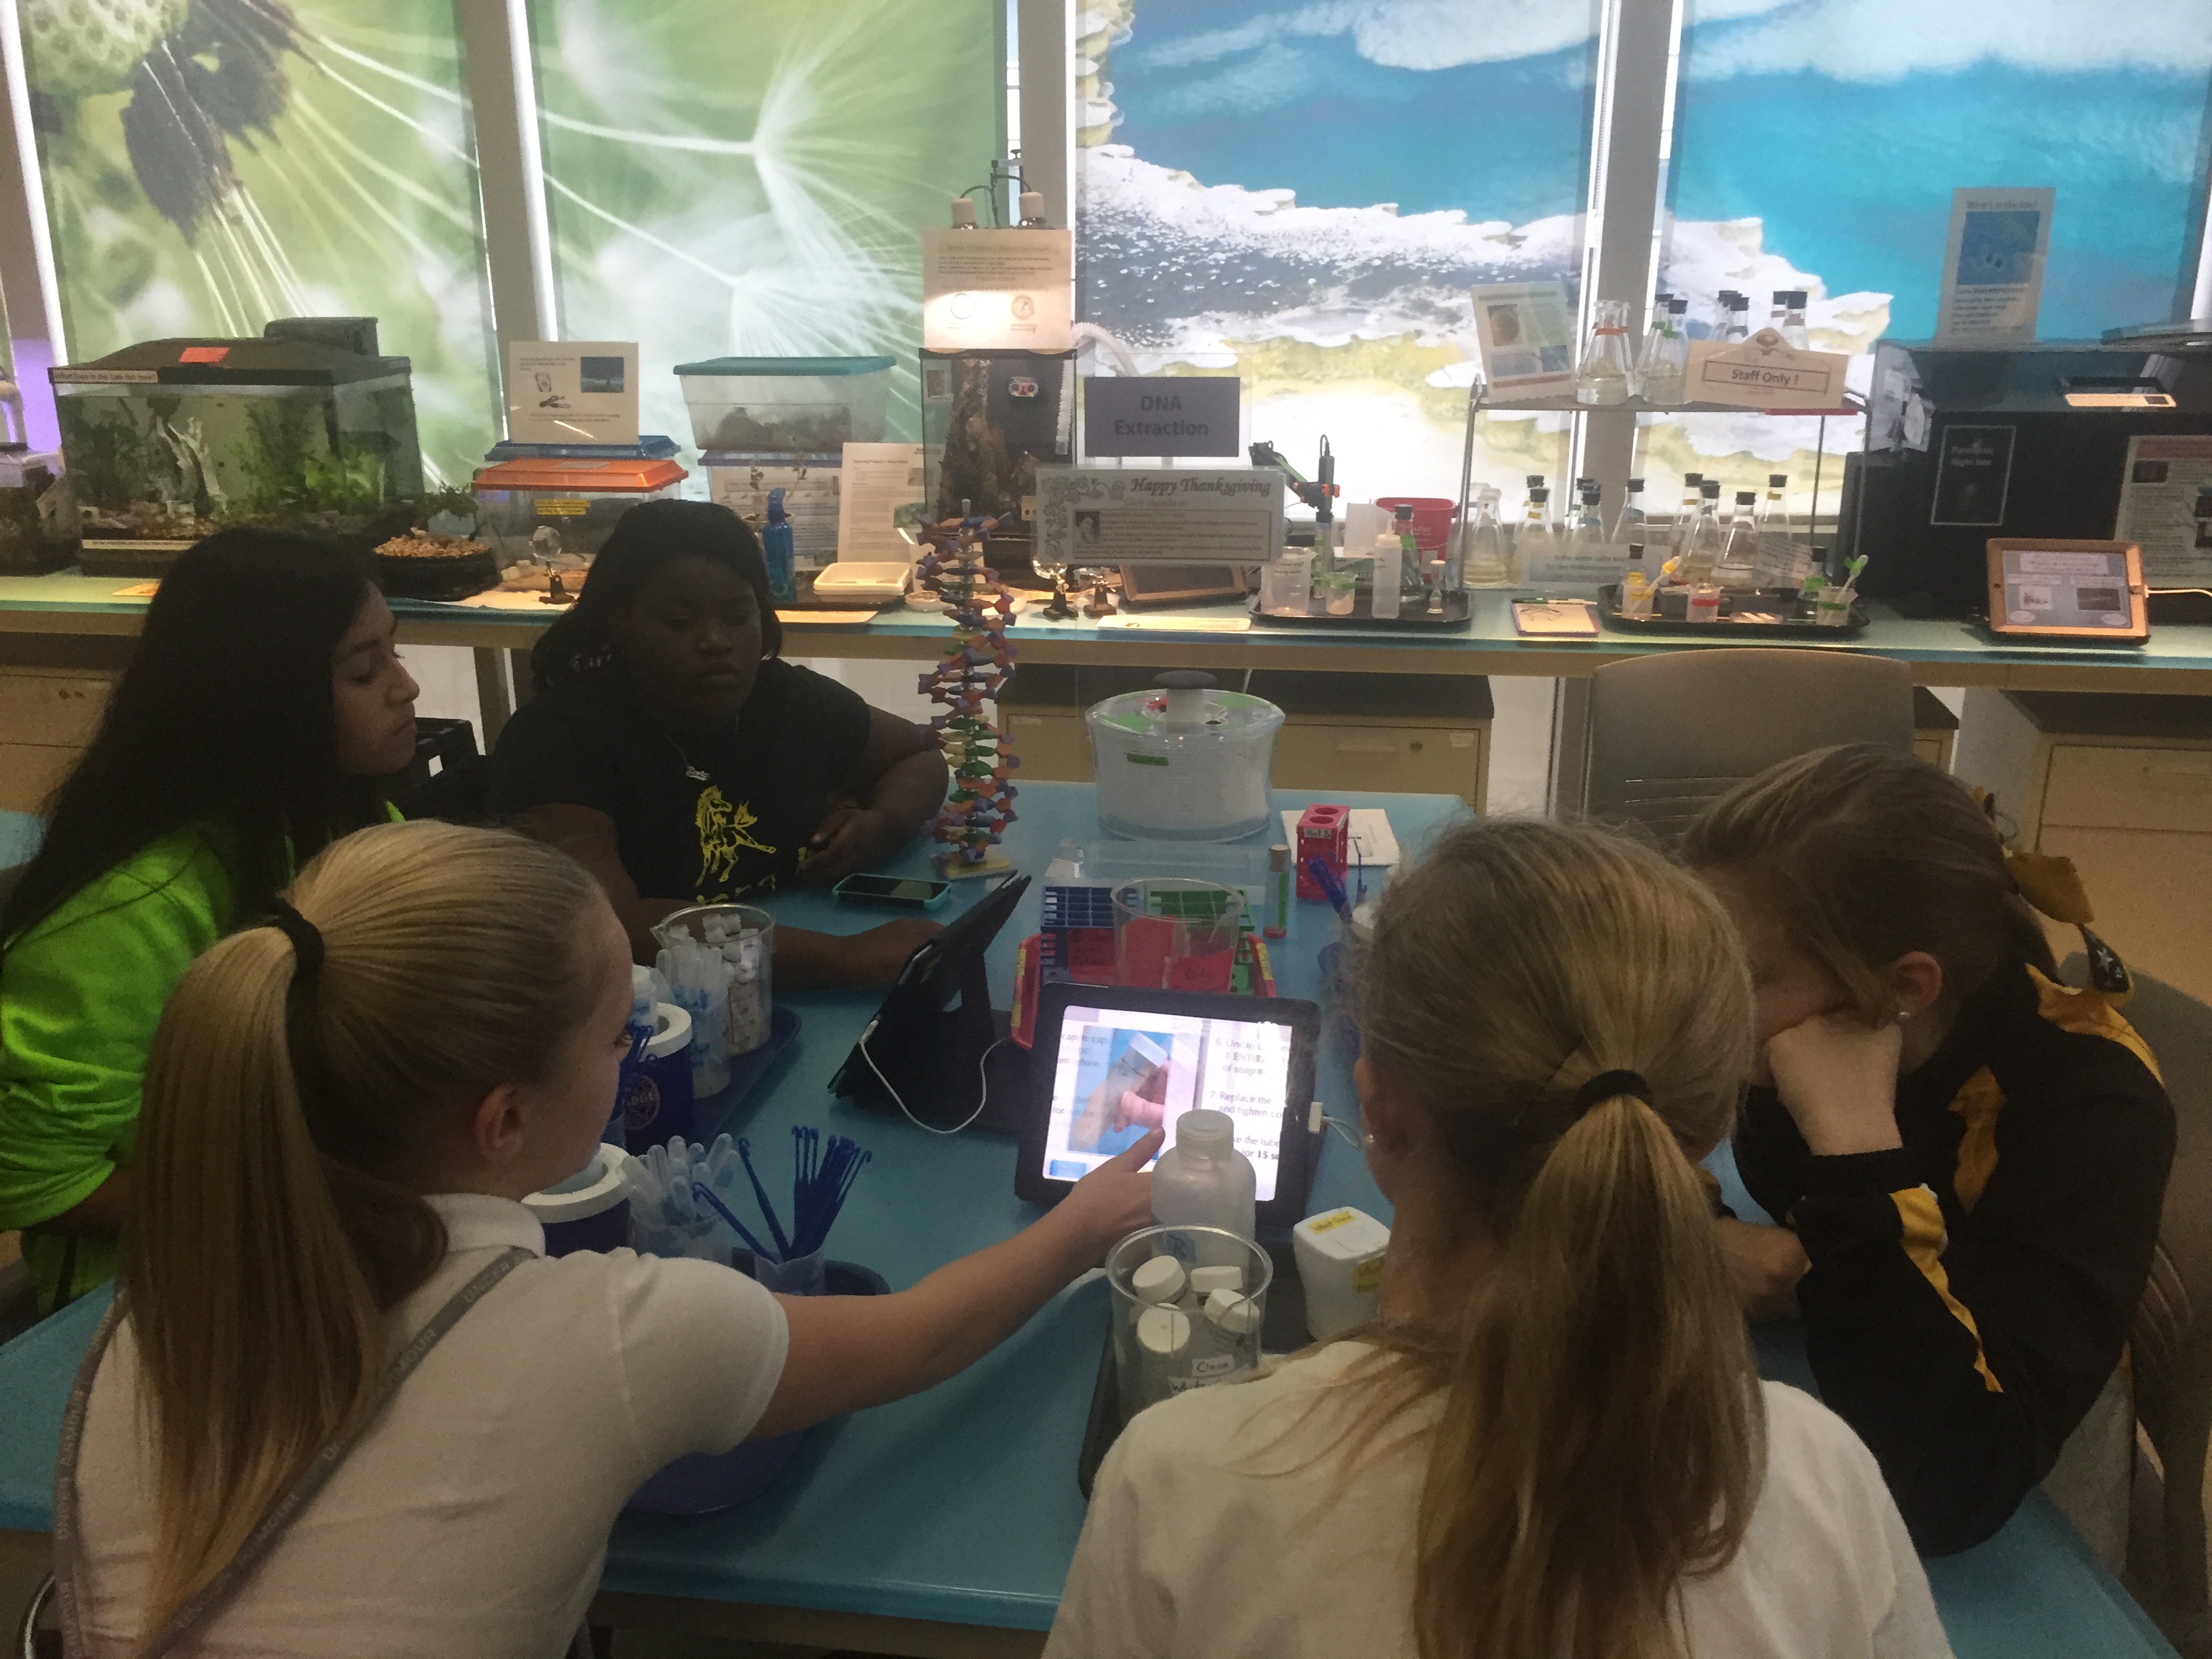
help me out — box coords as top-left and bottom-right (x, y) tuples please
(695, 785), (775, 888)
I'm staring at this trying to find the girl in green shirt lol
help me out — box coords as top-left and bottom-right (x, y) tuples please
(0, 529), (422, 1310)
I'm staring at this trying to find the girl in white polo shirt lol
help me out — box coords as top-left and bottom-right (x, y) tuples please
(53, 819), (1156, 1658)
(1048, 821), (1950, 1659)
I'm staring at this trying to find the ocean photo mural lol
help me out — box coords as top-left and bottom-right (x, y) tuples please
(1079, 0), (2212, 519)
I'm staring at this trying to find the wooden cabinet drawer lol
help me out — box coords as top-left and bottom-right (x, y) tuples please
(2042, 745), (2212, 834)
(1272, 724), (1486, 804)
(0, 672), (110, 747)
(1002, 712), (1095, 783)
(0, 742), (80, 815)
(2036, 826), (2212, 1005)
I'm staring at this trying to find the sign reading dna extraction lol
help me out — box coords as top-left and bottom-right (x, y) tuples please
(1082, 376), (1241, 458)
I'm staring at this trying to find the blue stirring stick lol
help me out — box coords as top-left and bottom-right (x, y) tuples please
(736, 1137), (794, 1259)
(691, 1181), (773, 1261)
(1306, 857), (1353, 922)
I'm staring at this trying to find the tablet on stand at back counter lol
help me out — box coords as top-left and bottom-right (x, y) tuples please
(1014, 981), (1323, 1229)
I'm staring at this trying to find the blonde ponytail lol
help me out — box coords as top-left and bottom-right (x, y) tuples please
(119, 821), (613, 1648)
(1336, 820), (1761, 1659)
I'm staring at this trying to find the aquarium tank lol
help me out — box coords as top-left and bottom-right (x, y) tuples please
(50, 317), (424, 575)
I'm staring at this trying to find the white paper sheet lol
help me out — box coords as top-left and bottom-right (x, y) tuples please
(1935, 187), (2053, 348)
(504, 341), (640, 445)
(1281, 808), (1399, 867)
(836, 443), (925, 562)
(2114, 434), (2212, 588)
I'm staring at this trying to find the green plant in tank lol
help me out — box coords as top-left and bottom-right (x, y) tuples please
(234, 398), (318, 516)
(300, 450), (385, 513)
(56, 399), (152, 512)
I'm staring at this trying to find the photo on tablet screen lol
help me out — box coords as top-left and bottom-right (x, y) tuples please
(1043, 1003), (1290, 1200)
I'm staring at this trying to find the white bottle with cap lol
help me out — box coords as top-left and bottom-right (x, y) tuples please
(1151, 1108), (1256, 1255)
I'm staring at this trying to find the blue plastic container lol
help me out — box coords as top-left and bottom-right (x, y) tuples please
(626, 1257), (888, 1515)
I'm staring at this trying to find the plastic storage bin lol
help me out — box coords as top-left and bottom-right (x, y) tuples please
(472, 456), (685, 563)
(674, 356), (895, 453)
(1086, 672), (1283, 842)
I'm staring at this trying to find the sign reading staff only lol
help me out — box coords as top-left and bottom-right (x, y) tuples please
(1083, 376), (1240, 458)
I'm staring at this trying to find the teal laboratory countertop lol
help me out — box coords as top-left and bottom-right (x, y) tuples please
(0, 783), (2178, 1654)
(5, 569), (2211, 689)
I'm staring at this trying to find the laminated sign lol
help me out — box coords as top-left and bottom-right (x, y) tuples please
(1033, 466), (1286, 568)
(1687, 330), (1850, 412)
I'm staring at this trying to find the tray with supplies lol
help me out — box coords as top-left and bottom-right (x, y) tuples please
(1249, 588), (1472, 630)
(1597, 583), (1866, 638)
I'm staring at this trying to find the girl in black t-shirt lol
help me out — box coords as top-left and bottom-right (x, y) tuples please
(488, 501), (948, 988)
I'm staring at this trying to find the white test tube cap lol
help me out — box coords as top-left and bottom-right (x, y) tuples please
(1132, 1255), (1186, 1305)
(1137, 1306), (1192, 1357)
(1019, 190), (1046, 222)
(1189, 1264), (1244, 1297)
(949, 196), (978, 228)
(1205, 1286), (1261, 1337)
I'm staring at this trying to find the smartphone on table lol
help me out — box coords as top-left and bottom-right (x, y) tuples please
(832, 873), (954, 909)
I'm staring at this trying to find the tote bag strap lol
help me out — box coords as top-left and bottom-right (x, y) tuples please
(51, 1246), (533, 1658)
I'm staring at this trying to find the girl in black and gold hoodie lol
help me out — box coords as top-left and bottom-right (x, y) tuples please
(1684, 744), (2173, 1556)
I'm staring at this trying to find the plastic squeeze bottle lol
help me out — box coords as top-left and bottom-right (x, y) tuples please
(1151, 1108), (1257, 1254)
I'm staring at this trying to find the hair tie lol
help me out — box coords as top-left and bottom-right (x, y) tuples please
(1570, 1070), (1651, 1116)
(266, 899), (324, 980)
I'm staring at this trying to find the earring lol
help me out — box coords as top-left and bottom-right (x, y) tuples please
(1896, 1005), (1914, 1023)
(1361, 1130), (1377, 1152)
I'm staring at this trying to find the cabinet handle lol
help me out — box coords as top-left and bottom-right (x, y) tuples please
(1331, 739), (1401, 756)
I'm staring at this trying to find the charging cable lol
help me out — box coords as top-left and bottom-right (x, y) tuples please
(857, 1017), (1008, 1136)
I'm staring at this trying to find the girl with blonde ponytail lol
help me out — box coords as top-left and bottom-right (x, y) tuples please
(59, 821), (1158, 1658)
(1050, 820), (1949, 1659)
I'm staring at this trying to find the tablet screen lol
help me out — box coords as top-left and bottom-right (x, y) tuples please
(1999, 547), (2135, 630)
(1041, 1002), (1293, 1200)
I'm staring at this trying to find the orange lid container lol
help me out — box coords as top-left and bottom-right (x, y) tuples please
(474, 457), (687, 492)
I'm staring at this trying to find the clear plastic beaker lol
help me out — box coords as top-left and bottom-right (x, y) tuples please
(1107, 1225), (1273, 1422)
(1111, 878), (1244, 991)
(1258, 552), (1313, 615)
(652, 903), (775, 1059)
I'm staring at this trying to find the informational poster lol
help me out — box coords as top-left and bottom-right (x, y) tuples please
(1469, 279), (1575, 398)
(922, 228), (1074, 352)
(1083, 376), (1240, 457)
(836, 442), (925, 562)
(1033, 466), (1285, 567)
(1520, 539), (1628, 588)
(1935, 187), (2053, 348)
(2113, 434), (2212, 588)
(703, 456), (840, 567)
(1929, 425), (2018, 527)
(504, 341), (640, 445)
(1685, 329), (1850, 411)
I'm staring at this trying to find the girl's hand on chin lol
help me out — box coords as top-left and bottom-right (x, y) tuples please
(1767, 1012), (1906, 1158)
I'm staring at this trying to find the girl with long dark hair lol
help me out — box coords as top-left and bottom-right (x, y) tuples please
(0, 529), (419, 1310)
(487, 499), (949, 987)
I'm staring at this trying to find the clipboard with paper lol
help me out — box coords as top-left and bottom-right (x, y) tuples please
(1686, 329), (1851, 412)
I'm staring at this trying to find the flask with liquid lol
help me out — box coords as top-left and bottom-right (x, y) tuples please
(1152, 1109), (1257, 1248)
(1757, 473), (1794, 538)
(1778, 290), (1810, 349)
(1679, 480), (1725, 584)
(1614, 476), (1647, 544)
(1460, 489), (1509, 586)
(1715, 489), (1760, 587)
(1570, 480), (1607, 547)
(1665, 474), (1704, 580)
(1636, 298), (1689, 405)
(1575, 299), (1633, 406)
(1721, 292), (1751, 343)
(1515, 485), (1556, 581)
